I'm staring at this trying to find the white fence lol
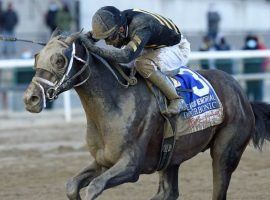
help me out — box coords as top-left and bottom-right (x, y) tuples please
(1, 50), (270, 121)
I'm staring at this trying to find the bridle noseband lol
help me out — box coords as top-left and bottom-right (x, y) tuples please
(32, 42), (90, 108)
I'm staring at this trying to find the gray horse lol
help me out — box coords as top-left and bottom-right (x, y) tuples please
(23, 32), (270, 200)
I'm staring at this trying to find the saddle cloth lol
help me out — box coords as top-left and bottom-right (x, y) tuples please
(170, 66), (224, 134)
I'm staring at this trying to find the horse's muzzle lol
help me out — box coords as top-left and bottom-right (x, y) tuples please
(23, 83), (44, 113)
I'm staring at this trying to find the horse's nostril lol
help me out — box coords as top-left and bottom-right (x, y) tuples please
(30, 95), (40, 104)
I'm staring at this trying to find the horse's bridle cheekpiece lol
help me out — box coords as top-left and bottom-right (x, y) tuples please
(32, 42), (90, 109)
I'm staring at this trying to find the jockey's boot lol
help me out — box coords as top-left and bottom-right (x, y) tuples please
(148, 70), (188, 116)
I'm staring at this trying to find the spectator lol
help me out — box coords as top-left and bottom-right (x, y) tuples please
(0, 0), (4, 58)
(257, 36), (270, 72)
(55, 3), (72, 33)
(2, 2), (18, 58)
(215, 36), (233, 74)
(215, 36), (230, 51)
(199, 35), (212, 52)
(242, 34), (264, 101)
(0, 1), (4, 33)
(207, 3), (221, 43)
(20, 48), (33, 59)
(45, 1), (59, 33)
(0, 1), (5, 108)
(199, 35), (215, 69)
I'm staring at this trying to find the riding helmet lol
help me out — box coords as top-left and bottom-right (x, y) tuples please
(91, 6), (123, 40)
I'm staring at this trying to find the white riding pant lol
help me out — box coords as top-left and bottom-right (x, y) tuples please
(134, 37), (191, 78)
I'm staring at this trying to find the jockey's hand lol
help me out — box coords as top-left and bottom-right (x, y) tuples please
(86, 31), (99, 43)
(79, 34), (95, 49)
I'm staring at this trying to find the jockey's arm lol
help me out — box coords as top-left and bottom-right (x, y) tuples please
(81, 29), (151, 63)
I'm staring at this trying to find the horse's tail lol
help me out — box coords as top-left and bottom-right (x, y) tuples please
(250, 101), (270, 149)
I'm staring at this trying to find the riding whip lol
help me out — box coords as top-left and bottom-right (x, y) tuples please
(0, 35), (46, 46)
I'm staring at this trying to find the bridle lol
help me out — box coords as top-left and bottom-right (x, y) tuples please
(32, 42), (90, 108)
(31, 35), (138, 109)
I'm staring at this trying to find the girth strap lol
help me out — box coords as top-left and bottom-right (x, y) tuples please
(146, 81), (176, 171)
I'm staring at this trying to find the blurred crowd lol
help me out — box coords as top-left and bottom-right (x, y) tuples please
(0, 1), (269, 112)
(198, 3), (270, 101)
(45, 1), (72, 34)
(0, 1), (73, 59)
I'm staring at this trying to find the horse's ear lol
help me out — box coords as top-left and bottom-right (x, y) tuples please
(64, 32), (81, 45)
(50, 27), (61, 39)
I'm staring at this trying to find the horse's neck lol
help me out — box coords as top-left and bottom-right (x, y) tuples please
(74, 56), (137, 121)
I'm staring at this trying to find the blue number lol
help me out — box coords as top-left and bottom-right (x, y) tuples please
(179, 68), (210, 97)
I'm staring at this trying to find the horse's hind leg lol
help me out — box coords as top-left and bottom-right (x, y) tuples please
(66, 160), (103, 200)
(151, 164), (180, 200)
(210, 125), (251, 200)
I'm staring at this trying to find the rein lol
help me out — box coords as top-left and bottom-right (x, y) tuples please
(91, 53), (137, 88)
(32, 38), (137, 109)
(0, 35), (46, 46)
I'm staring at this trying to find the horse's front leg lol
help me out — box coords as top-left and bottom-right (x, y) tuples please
(66, 160), (103, 200)
(85, 146), (141, 200)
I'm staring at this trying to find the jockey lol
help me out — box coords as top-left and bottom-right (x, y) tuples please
(80, 6), (190, 116)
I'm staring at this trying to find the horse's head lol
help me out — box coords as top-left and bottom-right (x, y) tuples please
(23, 30), (91, 113)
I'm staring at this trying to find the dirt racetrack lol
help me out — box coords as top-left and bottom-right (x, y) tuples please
(0, 121), (269, 200)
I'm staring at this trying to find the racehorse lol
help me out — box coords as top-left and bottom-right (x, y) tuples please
(23, 31), (270, 200)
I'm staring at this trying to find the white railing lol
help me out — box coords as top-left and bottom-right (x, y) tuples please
(2, 50), (270, 69)
(1, 50), (270, 121)
(190, 50), (270, 60)
(0, 59), (73, 122)
(0, 59), (34, 69)
(189, 50), (270, 81)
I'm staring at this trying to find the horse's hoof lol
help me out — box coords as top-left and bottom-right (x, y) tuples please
(66, 179), (81, 200)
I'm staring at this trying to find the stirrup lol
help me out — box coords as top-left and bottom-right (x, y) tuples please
(178, 98), (188, 112)
(162, 98), (187, 117)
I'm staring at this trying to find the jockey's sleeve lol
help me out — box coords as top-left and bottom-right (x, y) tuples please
(86, 29), (151, 63)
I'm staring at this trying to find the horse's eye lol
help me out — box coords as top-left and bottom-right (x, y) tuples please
(56, 56), (65, 66)
(50, 53), (66, 69)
